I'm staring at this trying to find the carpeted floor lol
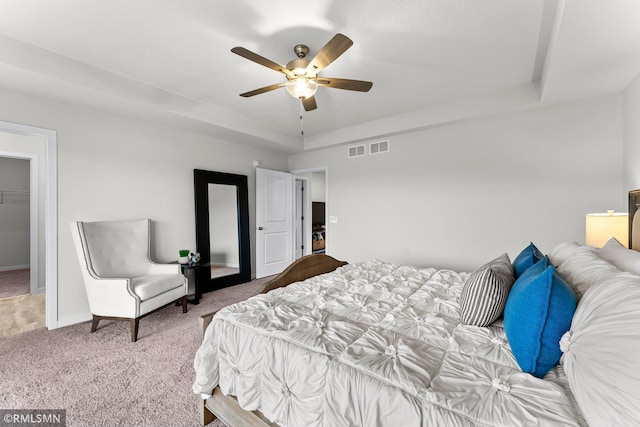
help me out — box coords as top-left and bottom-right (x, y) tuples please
(0, 276), (274, 427)
(0, 268), (30, 298)
(0, 293), (45, 338)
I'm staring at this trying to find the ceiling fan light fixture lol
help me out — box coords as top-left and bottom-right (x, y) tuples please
(232, 34), (371, 111)
(286, 58), (310, 76)
(285, 76), (317, 99)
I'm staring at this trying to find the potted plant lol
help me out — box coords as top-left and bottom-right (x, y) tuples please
(178, 249), (190, 264)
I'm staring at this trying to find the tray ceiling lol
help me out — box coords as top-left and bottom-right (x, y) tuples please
(0, 0), (639, 152)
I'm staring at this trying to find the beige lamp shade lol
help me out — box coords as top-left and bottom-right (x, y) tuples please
(585, 210), (629, 248)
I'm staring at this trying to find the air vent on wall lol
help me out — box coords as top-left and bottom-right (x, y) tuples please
(348, 144), (366, 158)
(369, 139), (389, 155)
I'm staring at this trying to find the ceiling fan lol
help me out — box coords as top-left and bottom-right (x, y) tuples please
(231, 33), (373, 112)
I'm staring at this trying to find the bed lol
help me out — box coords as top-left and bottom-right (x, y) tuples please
(193, 194), (640, 427)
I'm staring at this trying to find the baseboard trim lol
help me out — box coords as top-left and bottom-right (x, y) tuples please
(0, 265), (29, 272)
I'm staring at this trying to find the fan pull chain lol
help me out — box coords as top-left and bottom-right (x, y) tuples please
(300, 102), (304, 136)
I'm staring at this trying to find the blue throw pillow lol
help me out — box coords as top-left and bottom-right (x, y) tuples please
(504, 258), (576, 378)
(512, 242), (544, 278)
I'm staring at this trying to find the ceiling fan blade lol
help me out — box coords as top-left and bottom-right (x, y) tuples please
(302, 96), (317, 111)
(306, 34), (353, 76)
(316, 77), (373, 92)
(239, 82), (285, 97)
(231, 47), (295, 78)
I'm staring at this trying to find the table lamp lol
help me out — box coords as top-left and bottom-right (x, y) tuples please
(585, 210), (629, 248)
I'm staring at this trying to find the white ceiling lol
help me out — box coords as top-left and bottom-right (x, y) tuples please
(1, 0), (639, 153)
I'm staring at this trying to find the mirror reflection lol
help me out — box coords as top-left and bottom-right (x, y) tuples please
(194, 169), (251, 299)
(208, 183), (240, 278)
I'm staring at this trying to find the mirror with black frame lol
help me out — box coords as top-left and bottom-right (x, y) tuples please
(193, 169), (251, 300)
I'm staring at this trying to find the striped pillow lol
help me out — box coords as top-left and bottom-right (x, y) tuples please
(460, 253), (515, 326)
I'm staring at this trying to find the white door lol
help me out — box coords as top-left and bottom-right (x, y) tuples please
(256, 168), (294, 278)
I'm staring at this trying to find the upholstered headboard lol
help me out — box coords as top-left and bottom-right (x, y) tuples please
(629, 189), (640, 251)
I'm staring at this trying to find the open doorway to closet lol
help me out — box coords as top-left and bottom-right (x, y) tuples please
(0, 157), (31, 299)
(0, 121), (57, 336)
(0, 147), (43, 338)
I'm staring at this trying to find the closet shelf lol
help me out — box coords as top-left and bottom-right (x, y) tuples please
(0, 189), (29, 194)
(0, 189), (30, 205)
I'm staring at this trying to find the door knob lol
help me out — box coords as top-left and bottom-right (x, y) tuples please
(258, 226), (264, 230)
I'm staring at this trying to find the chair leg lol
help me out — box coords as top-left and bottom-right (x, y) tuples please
(130, 318), (139, 342)
(91, 316), (100, 333)
(182, 296), (188, 313)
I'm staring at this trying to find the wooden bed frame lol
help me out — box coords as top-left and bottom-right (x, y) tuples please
(197, 253), (348, 426)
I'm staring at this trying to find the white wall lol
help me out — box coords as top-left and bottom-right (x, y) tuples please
(624, 73), (640, 192)
(0, 87), (289, 324)
(0, 157), (29, 269)
(0, 83), (630, 322)
(311, 172), (326, 202)
(290, 94), (624, 272)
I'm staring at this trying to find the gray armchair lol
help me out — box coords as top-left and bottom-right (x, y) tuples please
(70, 219), (188, 342)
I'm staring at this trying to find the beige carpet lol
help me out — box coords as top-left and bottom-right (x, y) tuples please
(0, 293), (45, 338)
(0, 268), (30, 298)
(0, 277), (274, 427)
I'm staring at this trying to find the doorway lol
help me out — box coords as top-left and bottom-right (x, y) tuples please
(0, 148), (43, 338)
(255, 167), (328, 278)
(0, 157), (32, 299)
(0, 121), (57, 331)
(292, 167), (328, 258)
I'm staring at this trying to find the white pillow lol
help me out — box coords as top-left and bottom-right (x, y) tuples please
(560, 277), (640, 427)
(598, 237), (640, 275)
(548, 241), (583, 267)
(555, 246), (621, 301)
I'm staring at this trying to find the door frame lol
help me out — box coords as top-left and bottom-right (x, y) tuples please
(255, 167), (327, 277)
(294, 176), (309, 259)
(291, 166), (328, 254)
(0, 120), (57, 329)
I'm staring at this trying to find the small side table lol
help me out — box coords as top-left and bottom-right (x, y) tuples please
(173, 261), (210, 304)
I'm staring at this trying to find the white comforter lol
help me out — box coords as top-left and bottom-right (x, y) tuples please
(193, 259), (583, 427)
